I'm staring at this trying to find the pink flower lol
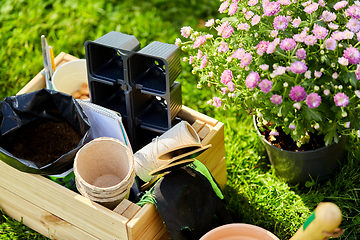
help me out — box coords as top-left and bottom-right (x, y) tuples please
(318, 0), (325, 7)
(189, 55), (194, 64)
(248, 0), (258, 6)
(222, 25), (234, 38)
(324, 89), (330, 95)
(321, 10), (337, 22)
(221, 87), (228, 95)
(289, 124), (296, 130)
(205, 19), (215, 27)
(292, 17), (302, 28)
(347, 18), (360, 33)
(219, 1), (229, 13)
(259, 79), (273, 93)
(229, 2), (238, 16)
(320, 10), (336, 22)
(306, 93), (321, 108)
(216, 21), (230, 36)
(269, 130), (279, 136)
(237, 23), (250, 31)
(270, 30), (278, 37)
(290, 61), (308, 74)
(304, 35), (317, 45)
(357, 32), (360, 41)
(241, 53), (253, 66)
(270, 94), (282, 106)
(293, 102), (301, 110)
(334, 92), (349, 107)
(227, 82), (235, 92)
(338, 57), (349, 66)
(193, 36), (207, 49)
(197, 50), (202, 59)
(200, 55), (208, 69)
(257, 41), (270, 56)
(232, 48), (246, 59)
(312, 24), (329, 39)
(275, 66), (286, 75)
(296, 48), (307, 60)
(266, 42), (276, 54)
(263, 1), (280, 16)
(334, 1), (348, 10)
(260, 64), (269, 71)
(221, 69), (233, 85)
(328, 23), (339, 30)
(314, 70), (322, 78)
(245, 72), (261, 89)
(280, 38), (296, 51)
(346, 5), (360, 18)
(289, 85), (307, 102)
(343, 29), (355, 39)
(304, 3), (319, 14)
(345, 122), (350, 128)
(217, 41), (229, 53)
(278, 0), (291, 5)
(331, 31), (344, 41)
(181, 27), (192, 38)
(325, 38), (337, 50)
(343, 47), (360, 64)
(332, 72), (339, 79)
(355, 89), (360, 98)
(356, 64), (360, 79)
(251, 15), (261, 26)
(245, 11), (254, 20)
(213, 97), (222, 108)
(273, 15), (288, 30)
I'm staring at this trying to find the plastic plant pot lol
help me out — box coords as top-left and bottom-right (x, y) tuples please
(200, 223), (279, 240)
(85, 31), (140, 84)
(253, 116), (347, 184)
(128, 41), (181, 95)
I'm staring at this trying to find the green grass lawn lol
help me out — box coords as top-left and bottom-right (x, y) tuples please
(1, 0), (360, 239)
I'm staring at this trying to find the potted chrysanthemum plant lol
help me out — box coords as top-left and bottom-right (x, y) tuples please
(176, 0), (360, 183)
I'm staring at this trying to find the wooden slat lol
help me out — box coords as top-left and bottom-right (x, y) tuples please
(113, 199), (142, 220)
(191, 119), (206, 133)
(0, 185), (99, 240)
(0, 161), (129, 240)
(198, 124), (213, 140)
(178, 106), (218, 127)
(127, 203), (165, 240)
(211, 157), (227, 188)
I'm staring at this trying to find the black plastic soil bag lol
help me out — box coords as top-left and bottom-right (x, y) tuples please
(0, 88), (90, 175)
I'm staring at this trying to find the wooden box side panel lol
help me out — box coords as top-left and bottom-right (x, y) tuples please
(0, 161), (129, 239)
(0, 185), (99, 240)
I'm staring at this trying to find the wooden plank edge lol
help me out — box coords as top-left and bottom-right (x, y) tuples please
(0, 160), (129, 240)
(0, 185), (99, 240)
(211, 157), (227, 189)
(178, 106), (218, 127)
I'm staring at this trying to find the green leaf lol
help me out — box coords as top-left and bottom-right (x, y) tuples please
(221, 17), (239, 24)
(324, 128), (338, 146)
(302, 106), (322, 122)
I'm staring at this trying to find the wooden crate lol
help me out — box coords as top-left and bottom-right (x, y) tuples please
(0, 52), (227, 240)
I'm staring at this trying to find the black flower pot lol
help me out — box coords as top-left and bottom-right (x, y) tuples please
(253, 116), (347, 185)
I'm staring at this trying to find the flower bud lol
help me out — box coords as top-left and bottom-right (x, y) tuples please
(283, 82), (288, 87)
(342, 111), (347, 118)
(314, 123), (320, 129)
(284, 118), (288, 122)
(314, 86), (319, 91)
(296, 142), (302, 148)
(277, 113), (282, 117)
(320, 50), (325, 55)
(192, 70), (196, 74)
(197, 83), (202, 89)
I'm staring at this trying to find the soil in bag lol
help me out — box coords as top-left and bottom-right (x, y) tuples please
(1, 118), (82, 167)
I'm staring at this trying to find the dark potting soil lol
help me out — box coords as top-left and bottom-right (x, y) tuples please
(261, 124), (326, 151)
(1, 118), (82, 167)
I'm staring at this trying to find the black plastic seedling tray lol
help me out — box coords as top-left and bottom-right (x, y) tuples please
(85, 31), (182, 151)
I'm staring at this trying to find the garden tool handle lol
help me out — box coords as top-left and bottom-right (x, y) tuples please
(289, 202), (344, 240)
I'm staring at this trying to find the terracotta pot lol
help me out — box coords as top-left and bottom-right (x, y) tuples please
(253, 116), (347, 184)
(200, 223), (279, 240)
